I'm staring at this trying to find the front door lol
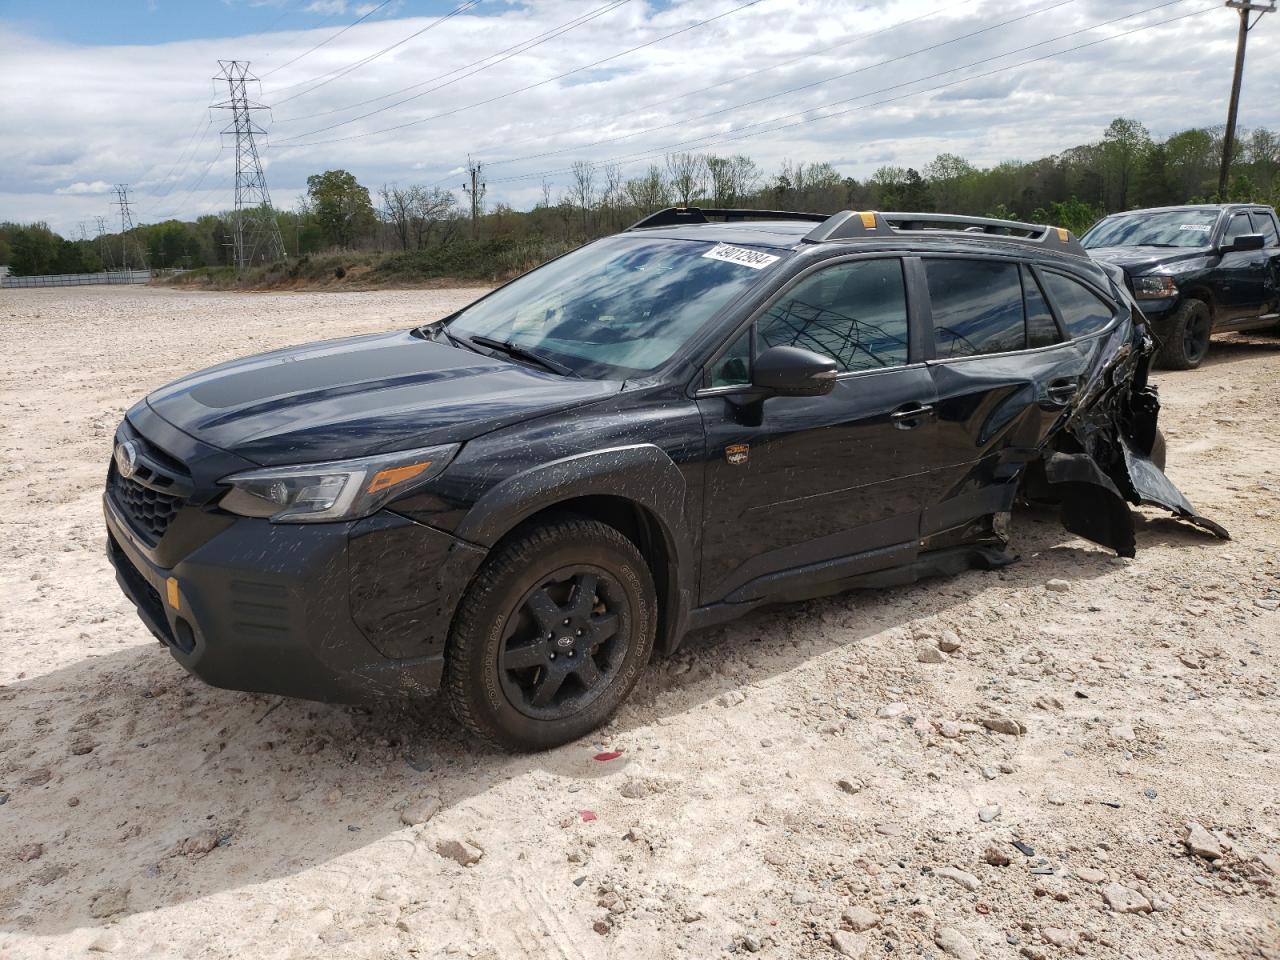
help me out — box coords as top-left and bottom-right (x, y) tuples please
(695, 255), (943, 605)
(1217, 210), (1271, 323)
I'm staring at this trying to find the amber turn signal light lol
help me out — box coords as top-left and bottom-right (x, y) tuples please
(366, 461), (432, 494)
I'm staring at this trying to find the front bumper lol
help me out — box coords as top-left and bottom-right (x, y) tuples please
(105, 494), (485, 703)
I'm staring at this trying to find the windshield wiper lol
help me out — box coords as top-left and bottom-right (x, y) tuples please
(469, 335), (578, 378)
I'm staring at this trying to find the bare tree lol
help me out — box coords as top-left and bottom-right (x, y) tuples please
(707, 154), (761, 207)
(601, 163), (624, 230)
(379, 183), (414, 251)
(409, 186), (457, 249)
(666, 152), (707, 206)
(570, 160), (597, 233)
(625, 164), (671, 213)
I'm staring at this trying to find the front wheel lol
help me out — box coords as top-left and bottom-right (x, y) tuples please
(444, 518), (656, 751)
(1155, 299), (1212, 370)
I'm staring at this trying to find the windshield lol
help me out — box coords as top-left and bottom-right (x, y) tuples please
(1082, 209), (1219, 249)
(446, 236), (783, 379)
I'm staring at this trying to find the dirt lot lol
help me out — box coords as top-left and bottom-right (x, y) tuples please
(1, 285), (1277, 960)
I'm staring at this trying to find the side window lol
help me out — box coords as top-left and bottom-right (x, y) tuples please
(1022, 266), (1061, 348)
(1224, 212), (1253, 244)
(1250, 211), (1279, 246)
(756, 258), (909, 372)
(708, 328), (751, 387)
(1041, 271), (1115, 339)
(924, 259), (1026, 358)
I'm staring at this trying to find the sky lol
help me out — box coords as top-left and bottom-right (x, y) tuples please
(2, 0), (1278, 236)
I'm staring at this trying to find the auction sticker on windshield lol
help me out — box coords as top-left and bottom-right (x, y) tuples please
(1178, 224), (1212, 232)
(702, 243), (780, 270)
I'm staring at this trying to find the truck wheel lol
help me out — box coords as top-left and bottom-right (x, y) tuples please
(444, 518), (656, 752)
(1156, 299), (1212, 370)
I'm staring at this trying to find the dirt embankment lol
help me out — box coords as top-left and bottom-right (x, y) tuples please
(0, 286), (1277, 960)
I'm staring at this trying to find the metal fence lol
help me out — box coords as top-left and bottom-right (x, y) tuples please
(1, 270), (152, 289)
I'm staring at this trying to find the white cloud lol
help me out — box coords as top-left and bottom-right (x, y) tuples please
(2, 0), (1278, 234)
(54, 180), (115, 196)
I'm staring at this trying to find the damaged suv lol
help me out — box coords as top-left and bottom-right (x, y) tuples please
(104, 208), (1227, 751)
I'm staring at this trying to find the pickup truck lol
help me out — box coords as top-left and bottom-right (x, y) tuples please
(1082, 203), (1280, 369)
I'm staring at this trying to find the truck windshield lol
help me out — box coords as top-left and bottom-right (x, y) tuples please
(446, 236), (782, 379)
(1082, 209), (1219, 249)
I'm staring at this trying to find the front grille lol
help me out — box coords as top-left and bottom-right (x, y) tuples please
(109, 465), (184, 541)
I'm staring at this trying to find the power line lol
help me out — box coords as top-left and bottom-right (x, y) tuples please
(273, 0), (631, 124)
(269, 0), (483, 107)
(487, 0), (1218, 185)
(259, 0), (395, 78)
(276, 0), (771, 146)
(481, 0), (1074, 171)
(475, 0), (979, 162)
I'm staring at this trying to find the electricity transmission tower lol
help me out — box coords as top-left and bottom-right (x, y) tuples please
(463, 156), (486, 240)
(95, 215), (115, 270)
(114, 184), (142, 271)
(1218, 0), (1276, 198)
(213, 60), (287, 270)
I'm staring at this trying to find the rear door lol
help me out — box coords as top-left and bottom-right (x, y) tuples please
(920, 256), (1092, 547)
(1249, 210), (1280, 318)
(695, 254), (943, 604)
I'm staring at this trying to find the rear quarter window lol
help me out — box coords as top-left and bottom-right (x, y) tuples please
(1041, 271), (1115, 339)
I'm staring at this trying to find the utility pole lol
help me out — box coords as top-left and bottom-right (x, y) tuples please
(213, 60), (287, 270)
(462, 156), (485, 241)
(113, 184), (138, 272)
(1218, 0), (1276, 200)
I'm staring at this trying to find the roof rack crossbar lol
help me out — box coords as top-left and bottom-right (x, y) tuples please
(802, 210), (1087, 256)
(627, 206), (830, 231)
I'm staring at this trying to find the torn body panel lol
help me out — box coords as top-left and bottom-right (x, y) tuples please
(1029, 311), (1228, 555)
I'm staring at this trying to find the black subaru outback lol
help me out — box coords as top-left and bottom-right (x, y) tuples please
(1083, 203), (1280, 369)
(105, 208), (1226, 751)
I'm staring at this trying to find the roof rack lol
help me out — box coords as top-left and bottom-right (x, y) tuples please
(802, 210), (1086, 256)
(627, 207), (830, 230)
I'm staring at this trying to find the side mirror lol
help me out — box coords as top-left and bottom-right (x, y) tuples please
(1223, 233), (1265, 253)
(752, 345), (839, 397)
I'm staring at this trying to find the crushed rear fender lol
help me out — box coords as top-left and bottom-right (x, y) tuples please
(1029, 292), (1229, 557)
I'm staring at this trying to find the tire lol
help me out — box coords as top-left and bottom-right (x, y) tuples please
(1150, 427), (1167, 472)
(1155, 299), (1212, 370)
(444, 518), (656, 752)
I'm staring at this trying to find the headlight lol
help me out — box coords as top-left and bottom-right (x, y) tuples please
(219, 443), (459, 523)
(1132, 275), (1178, 299)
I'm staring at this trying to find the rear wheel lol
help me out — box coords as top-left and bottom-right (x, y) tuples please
(1156, 299), (1212, 370)
(445, 518), (656, 752)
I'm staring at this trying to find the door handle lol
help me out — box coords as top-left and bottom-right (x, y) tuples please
(1046, 380), (1079, 405)
(890, 403), (934, 429)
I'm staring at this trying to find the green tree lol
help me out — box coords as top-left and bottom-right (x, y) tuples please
(8, 223), (61, 276)
(305, 169), (377, 249)
(1101, 118), (1152, 210)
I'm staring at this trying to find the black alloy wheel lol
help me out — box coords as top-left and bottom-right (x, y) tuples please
(445, 517), (656, 751)
(498, 566), (629, 721)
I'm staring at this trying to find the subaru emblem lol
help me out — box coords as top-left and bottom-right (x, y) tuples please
(115, 440), (140, 479)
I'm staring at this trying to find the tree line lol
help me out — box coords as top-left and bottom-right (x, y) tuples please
(4, 118), (1278, 277)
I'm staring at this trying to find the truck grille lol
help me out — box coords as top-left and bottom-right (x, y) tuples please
(109, 465), (184, 541)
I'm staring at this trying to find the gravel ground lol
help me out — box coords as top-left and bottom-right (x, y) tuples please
(0, 285), (1277, 960)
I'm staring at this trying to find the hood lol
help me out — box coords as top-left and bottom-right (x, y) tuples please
(1086, 245), (1209, 276)
(145, 330), (619, 465)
